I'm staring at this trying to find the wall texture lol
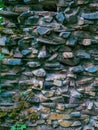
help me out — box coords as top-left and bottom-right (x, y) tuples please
(0, 0), (98, 129)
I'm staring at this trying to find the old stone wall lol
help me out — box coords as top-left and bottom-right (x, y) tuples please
(0, 0), (98, 129)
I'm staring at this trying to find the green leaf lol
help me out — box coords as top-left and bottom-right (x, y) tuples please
(10, 126), (16, 130)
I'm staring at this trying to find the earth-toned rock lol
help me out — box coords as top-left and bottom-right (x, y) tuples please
(0, 0), (98, 129)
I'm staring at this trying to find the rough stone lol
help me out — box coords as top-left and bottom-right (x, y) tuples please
(2, 59), (21, 65)
(70, 112), (81, 118)
(59, 120), (72, 128)
(37, 26), (51, 35)
(59, 32), (71, 39)
(82, 39), (91, 46)
(82, 12), (98, 20)
(63, 52), (74, 59)
(56, 12), (66, 24)
(32, 68), (46, 77)
(0, 36), (6, 46)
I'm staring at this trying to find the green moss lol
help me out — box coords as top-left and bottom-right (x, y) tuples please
(19, 101), (25, 109)
(12, 29), (23, 34)
(0, 112), (7, 118)
(29, 92), (35, 98)
(9, 110), (18, 119)
(31, 112), (39, 120)
(0, 26), (5, 32)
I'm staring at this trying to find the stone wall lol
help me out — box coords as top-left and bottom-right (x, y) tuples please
(0, 0), (98, 129)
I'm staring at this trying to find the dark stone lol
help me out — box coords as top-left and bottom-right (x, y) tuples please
(29, 97), (40, 104)
(0, 11), (19, 17)
(37, 38), (64, 45)
(18, 40), (27, 49)
(44, 81), (53, 89)
(0, 93), (12, 98)
(58, 56), (80, 66)
(24, 0), (38, 4)
(20, 11), (32, 19)
(26, 16), (39, 25)
(66, 36), (77, 46)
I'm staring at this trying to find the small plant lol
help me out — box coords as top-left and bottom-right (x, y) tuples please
(10, 124), (26, 130)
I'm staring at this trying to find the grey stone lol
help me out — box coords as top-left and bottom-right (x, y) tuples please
(27, 61), (40, 68)
(71, 90), (82, 99)
(76, 50), (91, 59)
(0, 36), (6, 46)
(37, 38), (64, 45)
(26, 16), (39, 25)
(70, 112), (81, 117)
(37, 26), (51, 35)
(38, 46), (47, 59)
(59, 32), (71, 39)
(66, 36), (77, 46)
(82, 12), (98, 20)
(32, 68), (46, 77)
(21, 49), (31, 56)
(2, 59), (21, 65)
(72, 65), (84, 73)
(56, 12), (66, 24)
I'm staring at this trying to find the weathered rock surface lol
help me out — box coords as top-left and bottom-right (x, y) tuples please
(0, 0), (98, 129)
